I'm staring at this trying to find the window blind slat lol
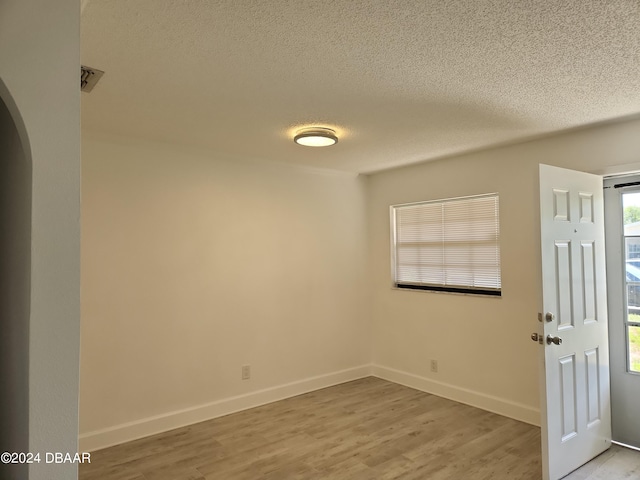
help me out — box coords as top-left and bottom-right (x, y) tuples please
(392, 193), (501, 293)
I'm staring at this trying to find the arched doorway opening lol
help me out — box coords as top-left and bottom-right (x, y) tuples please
(0, 81), (32, 480)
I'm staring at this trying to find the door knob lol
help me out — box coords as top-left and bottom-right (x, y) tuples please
(546, 335), (562, 345)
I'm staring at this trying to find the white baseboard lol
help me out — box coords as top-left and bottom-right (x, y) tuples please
(79, 364), (373, 452)
(371, 364), (540, 427)
(80, 364), (540, 451)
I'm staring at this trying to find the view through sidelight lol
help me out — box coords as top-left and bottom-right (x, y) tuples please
(621, 192), (640, 373)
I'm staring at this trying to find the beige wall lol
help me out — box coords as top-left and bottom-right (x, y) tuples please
(368, 117), (640, 424)
(0, 0), (81, 478)
(80, 116), (640, 448)
(80, 134), (371, 448)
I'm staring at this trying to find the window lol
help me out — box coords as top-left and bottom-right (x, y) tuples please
(621, 191), (640, 373)
(391, 193), (501, 295)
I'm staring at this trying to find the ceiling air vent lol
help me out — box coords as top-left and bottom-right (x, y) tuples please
(81, 65), (104, 93)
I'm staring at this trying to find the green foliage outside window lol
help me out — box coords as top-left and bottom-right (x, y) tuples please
(624, 205), (640, 225)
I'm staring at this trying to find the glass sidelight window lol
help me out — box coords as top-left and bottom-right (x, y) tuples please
(622, 193), (640, 373)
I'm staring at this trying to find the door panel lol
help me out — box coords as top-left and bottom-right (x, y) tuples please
(539, 164), (612, 480)
(582, 242), (596, 322)
(585, 348), (600, 426)
(559, 354), (577, 441)
(555, 241), (574, 329)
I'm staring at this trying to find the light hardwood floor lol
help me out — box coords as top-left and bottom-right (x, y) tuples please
(79, 377), (639, 479)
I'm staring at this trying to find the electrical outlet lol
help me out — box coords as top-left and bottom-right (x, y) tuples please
(430, 360), (438, 373)
(242, 365), (251, 380)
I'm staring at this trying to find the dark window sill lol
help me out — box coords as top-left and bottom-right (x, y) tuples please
(395, 283), (501, 297)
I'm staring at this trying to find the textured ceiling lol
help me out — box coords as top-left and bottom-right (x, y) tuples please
(81, 0), (640, 174)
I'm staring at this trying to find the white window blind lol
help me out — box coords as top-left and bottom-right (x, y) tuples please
(391, 193), (501, 295)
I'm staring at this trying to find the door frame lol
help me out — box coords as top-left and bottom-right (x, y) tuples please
(603, 174), (640, 450)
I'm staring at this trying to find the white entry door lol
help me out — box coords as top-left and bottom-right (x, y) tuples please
(538, 164), (612, 480)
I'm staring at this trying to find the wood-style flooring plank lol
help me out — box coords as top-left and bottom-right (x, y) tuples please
(79, 376), (640, 480)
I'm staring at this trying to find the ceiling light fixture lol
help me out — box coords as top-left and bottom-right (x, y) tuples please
(293, 127), (338, 147)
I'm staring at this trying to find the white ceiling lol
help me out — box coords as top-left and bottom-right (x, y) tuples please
(81, 1), (640, 174)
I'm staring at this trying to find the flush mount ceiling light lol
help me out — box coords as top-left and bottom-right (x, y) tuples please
(293, 127), (338, 147)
